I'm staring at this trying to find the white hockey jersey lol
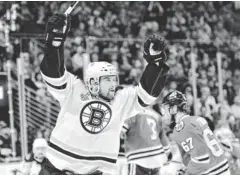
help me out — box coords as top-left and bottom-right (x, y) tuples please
(41, 70), (157, 174)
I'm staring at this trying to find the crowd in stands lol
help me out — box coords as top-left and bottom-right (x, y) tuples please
(0, 1), (239, 174)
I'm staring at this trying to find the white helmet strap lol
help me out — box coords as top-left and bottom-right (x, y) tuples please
(88, 84), (100, 94)
(87, 77), (100, 95)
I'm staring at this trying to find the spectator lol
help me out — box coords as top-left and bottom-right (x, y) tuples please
(197, 86), (217, 117)
(215, 104), (231, 128)
(224, 79), (236, 105)
(0, 121), (12, 160)
(230, 95), (240, 119)
(200, 105), (212, 120)
(20, 138), (48, 175)
(71, 45), (90, 79)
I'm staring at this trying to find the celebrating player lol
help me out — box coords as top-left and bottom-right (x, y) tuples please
(39, 13), (169, 175)
(161, 91), (230, 175)
(122, 105), (170, 175)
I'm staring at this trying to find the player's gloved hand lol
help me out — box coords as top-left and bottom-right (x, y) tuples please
(143, 34), (167, 64)
(45, 13), (71, 48)
(177, 165), (186, 175)
(167, 152), (173, 161)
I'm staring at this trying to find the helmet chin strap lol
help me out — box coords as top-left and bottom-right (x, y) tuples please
(89, 85), (111, 102)
(88, 78), (116, 102)
(168, 106), (185, 123)
(88, 84), (112, 102)
(169, 114), (176, 129)
(175, 112), (187, 123)
(88, 82), (100, 97)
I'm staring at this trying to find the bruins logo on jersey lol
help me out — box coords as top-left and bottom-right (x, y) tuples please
(80, 101), (112, 134)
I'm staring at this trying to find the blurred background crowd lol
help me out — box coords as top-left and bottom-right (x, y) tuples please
(0, 1), (239, 175)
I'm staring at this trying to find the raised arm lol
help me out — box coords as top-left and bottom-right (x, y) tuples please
(40, 14), (70, 78)
(137, 35), (169, 106)
(39, 14), (80, 105)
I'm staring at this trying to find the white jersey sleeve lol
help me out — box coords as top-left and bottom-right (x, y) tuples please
(135, 83), (157, 105)
(119, 86), (154, 120)
(40, 69), (82, 107)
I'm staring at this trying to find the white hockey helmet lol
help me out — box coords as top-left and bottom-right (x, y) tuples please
(33, 138), (48, 149)
(85, 62), (119, 93)
(32, 138), (47, 162)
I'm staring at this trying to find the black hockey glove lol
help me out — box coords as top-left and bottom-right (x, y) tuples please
(167, 152), (173, 161)
(143, 34), (167, 64)
(45, 13), (71, 48)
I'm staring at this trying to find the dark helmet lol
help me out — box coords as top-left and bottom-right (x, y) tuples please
(162, 91), (189, 113)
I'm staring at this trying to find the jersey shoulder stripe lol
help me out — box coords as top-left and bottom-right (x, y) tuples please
(126, 145), (164, 161)
(193, 154), (210, 161)
(118, 152), (125, 157)
(40, 69), (69, 86)
(191, 154), (210, 164)
(127, 149), (165, 161)
(44, 80), (67, 90)
(126, 145), (163, 157)
(202, 159), (229, 175)
(163, 144), (171, 153)
(47, 147), (117, 172)
(49, 142), (117, 164)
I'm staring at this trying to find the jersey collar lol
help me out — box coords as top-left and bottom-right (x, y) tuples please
(178, 114), (189, 122)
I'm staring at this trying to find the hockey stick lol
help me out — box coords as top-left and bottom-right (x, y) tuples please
(52, 1), (79, 47)
(64, 1), (79, 16)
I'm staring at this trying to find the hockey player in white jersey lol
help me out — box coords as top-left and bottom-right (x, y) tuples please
(39, 14), (169, 175)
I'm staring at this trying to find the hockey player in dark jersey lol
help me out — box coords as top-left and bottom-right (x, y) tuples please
(122, 105), (170, 175)
(39, 13), (169, 175)
(161, 91), (230, 175)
